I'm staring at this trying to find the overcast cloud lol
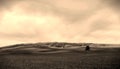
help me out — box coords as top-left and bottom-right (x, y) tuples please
(0, 0), (120, 46)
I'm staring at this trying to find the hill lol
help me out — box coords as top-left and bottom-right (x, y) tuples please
(0, 42), (120, 69)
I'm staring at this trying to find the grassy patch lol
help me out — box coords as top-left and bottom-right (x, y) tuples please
(0, 48), (120, 69)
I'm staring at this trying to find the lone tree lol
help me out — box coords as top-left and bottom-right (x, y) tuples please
(85, 45), (90, 51)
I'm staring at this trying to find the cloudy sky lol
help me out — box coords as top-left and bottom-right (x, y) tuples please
(0, 0), (120, 46)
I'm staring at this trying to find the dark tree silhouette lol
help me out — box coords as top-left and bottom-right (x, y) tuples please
(85, 45), (90, 51)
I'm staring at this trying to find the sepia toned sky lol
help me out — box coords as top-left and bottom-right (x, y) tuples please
(0, 0), (120, 46)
